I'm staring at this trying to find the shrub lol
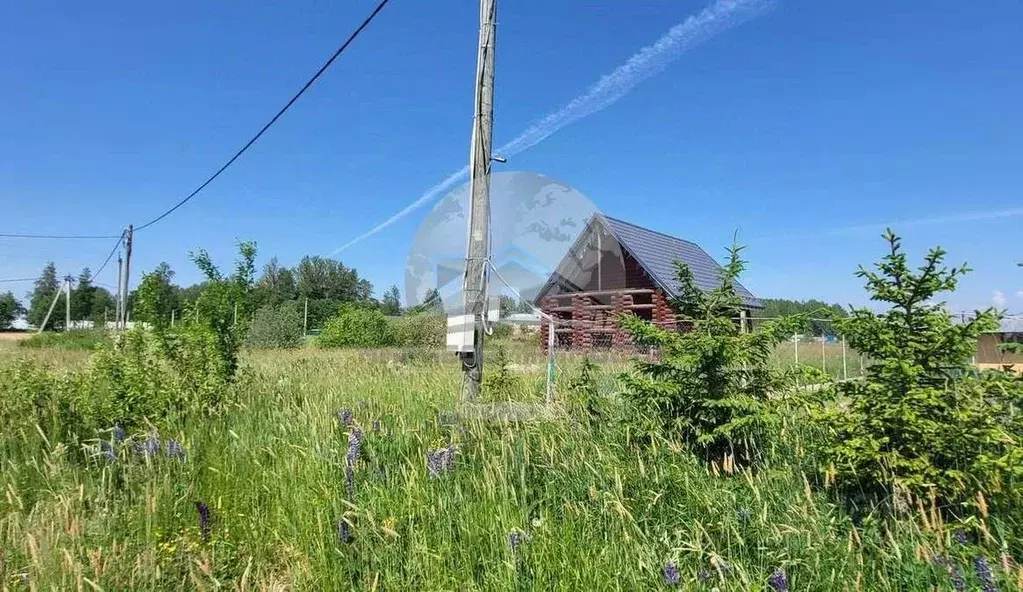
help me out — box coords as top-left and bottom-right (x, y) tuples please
(1, 328), (237, 448)
(185, 241), (257, 380)
(20, 329), (110, 350)
(389, 314), (444, 348)
(318, 305), (392, 348)
(818, 230), (1023, 505)
(489, 322), (513, 339)
(245, 303), (304, 349)
(620, 244), (804, 463)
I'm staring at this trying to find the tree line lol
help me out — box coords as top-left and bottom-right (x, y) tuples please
(7, 255), (405, 332)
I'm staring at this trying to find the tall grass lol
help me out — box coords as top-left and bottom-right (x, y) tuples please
(0, 347), (1018, 590)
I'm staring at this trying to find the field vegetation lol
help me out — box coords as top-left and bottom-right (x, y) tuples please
(1, 234), (1021, 590)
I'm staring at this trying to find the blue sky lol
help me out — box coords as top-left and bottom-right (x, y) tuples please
(1, 0), (1020, 312)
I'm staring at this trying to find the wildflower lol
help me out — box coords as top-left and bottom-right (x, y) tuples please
(165, 439), (186, 461)
(195, 501), (211, 542)
(337, 518), (352, 545)
(509, 530), (524, 552)
(697, 569), (711, 582)
(372, 419), (381, 433)
(100, 440), (118, 463)
(930, 553), (947, 567)
(662, 562), (680, 586)
(954, 530), (969, 544)
(426, 444), (455, 479)
(974, 556), (996, 592)
(949, 564), (966, 592)
(344, 427), (363, 499)
(347, 428), (363, 466)
(336, 407), (353, 427)
(737, 507), (751, 522)
(426, 449), (444, 479)
(112, 424), (126, 442)
(768, 569), (789, 592)
(134, 431), (161, 457)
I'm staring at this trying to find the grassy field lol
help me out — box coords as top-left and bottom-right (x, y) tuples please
(0, 339), (1017, 590)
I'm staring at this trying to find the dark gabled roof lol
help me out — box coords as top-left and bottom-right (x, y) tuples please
(599, 215), (763, 309)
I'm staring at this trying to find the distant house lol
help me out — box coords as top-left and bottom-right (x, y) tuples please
(533, 215), (762, 351)
(977, 318), (1023, 372)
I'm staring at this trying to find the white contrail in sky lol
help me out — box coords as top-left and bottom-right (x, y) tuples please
(332, 0), (771, 254)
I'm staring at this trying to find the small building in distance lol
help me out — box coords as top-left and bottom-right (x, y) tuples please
(533, 214), (763, 352)
(976, 317), (1023, 373)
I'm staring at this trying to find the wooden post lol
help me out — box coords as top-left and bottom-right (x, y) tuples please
(841, 335), (848, 380)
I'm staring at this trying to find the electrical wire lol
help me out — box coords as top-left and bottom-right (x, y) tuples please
(0, 277), (37, 283)
(135, 0), (393, 232)
(86, 231), (126, 283)
(0, 232), (122, 240)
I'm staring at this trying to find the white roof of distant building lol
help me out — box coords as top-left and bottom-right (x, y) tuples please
(504, 312), (541, 325)
(990, 317), (1023, 333)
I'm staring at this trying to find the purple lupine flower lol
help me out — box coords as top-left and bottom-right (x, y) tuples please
(195, 501), (211, 542)
(336, 407), (353, 427)
(508, 530), (525, 552)
(134, 431), (161, 457)
(344, 464), (355, 499)
(443, 442), (456, 471)
(953, 530), (968, 544)
(100, 440), (117, 463)
(112, 424), (126, 442)
(337, 518), (352, 545)
(165, 439), (186, 461)
(949, 564), (966, 592)
(974, 557), (996, 592)
(697, 569), (711, 583)
(426, 449), (444, 479)
(768, 569), (789, 592)
(662, 562), (680, 586)
(347, 428), (363, 466)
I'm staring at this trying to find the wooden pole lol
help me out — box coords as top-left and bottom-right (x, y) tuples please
(121, 225), (133, 329)
(303, 297), (309, 335)
(37, 282), (65, 333)
(64, 276), (72, 331)
(115, 255), (123, 331)
(460, 0), (497, 401)
(841, 335), (848, 380)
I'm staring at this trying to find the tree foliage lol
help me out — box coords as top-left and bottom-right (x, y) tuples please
(318, 304), (392, 348)
(621, 244), (805, 463)
(818, 230), (1023, 504)
(186, 241), (258, 380)
(0, 291), (25, 329)
(245, 302), (305, 349)
(133, 262), (178, 331)
(27, 262), (62, 331)
(760, 298), (846, 336)
(380, 285), (402, 316)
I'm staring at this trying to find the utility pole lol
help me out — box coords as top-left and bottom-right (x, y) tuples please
(64, 275), (73, 331)
(460, 0), (497, 401)
(37, 282), (65, 334)
(303, 297), (309, 336)
(121, 225), (134, 329)
(115, 254), (123, 331)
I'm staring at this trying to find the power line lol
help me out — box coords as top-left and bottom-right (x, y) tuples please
(0, 232), (123, 240)
(0, 277), (37, 284)
(86, 232), (127, 283)
(135, 0), (393, 232)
